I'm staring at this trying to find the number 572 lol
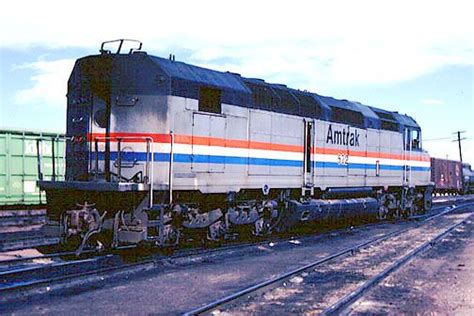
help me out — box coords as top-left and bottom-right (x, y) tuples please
(337, 153), (348, 165)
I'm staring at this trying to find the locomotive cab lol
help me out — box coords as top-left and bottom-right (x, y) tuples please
(38, 40), (162, 248)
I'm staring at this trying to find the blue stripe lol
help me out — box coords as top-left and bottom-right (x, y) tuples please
(99, 152), (430, 172)
(412, 166), (431, 172)
(315, 162), (430, 172)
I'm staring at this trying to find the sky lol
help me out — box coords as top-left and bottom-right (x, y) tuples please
(0, 0), (473, 163)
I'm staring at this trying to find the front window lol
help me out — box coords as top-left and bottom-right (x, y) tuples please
(412, 130), (421, 150)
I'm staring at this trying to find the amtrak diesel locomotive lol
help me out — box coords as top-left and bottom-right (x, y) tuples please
(39, 40), (433, 252)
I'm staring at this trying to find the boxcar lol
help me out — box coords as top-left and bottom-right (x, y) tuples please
(431, 157), (462, 194)
(0, 130), (65, 206)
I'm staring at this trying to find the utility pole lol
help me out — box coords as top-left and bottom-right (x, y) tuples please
(452, 131), (466, 162)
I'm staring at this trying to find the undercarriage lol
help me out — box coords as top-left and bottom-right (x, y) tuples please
(40, 181), (434, 256)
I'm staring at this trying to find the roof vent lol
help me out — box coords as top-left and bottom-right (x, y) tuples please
(247, 78), (266, 83)
(226, 71), (241, 77)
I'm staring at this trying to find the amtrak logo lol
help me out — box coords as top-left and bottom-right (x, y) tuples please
(326, 124), (360, 147)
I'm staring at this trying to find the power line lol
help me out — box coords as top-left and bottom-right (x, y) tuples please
(423, 136), (453, 142)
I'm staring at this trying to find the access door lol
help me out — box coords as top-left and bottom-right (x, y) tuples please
(191, 113), (225, 173)
(303, 120), (314, 186)
(403, 127), (413, 186)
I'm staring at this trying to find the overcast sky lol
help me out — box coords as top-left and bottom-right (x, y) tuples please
(0, 0), (473, 163)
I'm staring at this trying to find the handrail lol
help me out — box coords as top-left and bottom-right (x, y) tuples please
(94, 138), (99, 180)
(169, 131), (174, 205)
(92, 135), (154, 208)
(39, 134), (156, 208)
(36, 139), (43, 181)
(36, 137), (65, 183)
(100, 39), (142, 55)
(51, 138), (56, 181)
(117, 138), (122, 182)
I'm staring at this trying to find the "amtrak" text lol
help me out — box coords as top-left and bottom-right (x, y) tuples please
(326, 124), (360, 147)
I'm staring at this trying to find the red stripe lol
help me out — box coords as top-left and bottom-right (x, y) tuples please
(88, 132), (303, 152)
(88, 132), (430, 162)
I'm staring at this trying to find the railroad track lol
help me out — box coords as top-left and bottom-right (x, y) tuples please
(0, 234), (60, 252)
(320, 214), (472, 315)
(0, 225), (376, 299)
(1, 195), (472, 253)
(184, 202), (474, 315)
(0, 209), (56, 252)
(0, 254), (122, 292)
(0, 201), (453, 269)
(0, 209), (46, 230)
(0, 201), (471, 307)
(0, 234), (310, 302)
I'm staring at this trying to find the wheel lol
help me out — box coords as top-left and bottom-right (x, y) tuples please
(399, 191), (408, 218)
(423, 187), (433, 212)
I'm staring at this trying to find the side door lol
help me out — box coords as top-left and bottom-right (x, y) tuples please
(192, 113), (210, 173)
(191, 113), (225, 173)
(403, 127), (412, 186)
(209, 115), (225, 173)
(248, 111), (271, 175)
(366, 129), (381, 185)
(348, 127), (367, 178)
(303, 120), (315, 186)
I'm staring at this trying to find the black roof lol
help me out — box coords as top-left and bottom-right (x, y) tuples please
(78, 52), (421, 132)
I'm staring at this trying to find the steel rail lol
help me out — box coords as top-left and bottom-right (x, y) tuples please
(0, 204), (464, 298)
(0, 219), (396, 297)
(0, 236), (61, 252)
(183, 203), (473, 315)
(0, 249), (100, 266)
(0, 238), (273, 295)
(322, 213), (473, 315)
(0, 195), (456, 255)
(0, 203), (442, 267)
(0, 257), (148, 294)
(0, 203), (449, 266)
(0, 254), (116, 282)
(0, 235), (279, 294)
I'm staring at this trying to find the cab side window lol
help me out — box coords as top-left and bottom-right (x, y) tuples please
(406, 129), (421, 151)
(412, 130), (421, 150)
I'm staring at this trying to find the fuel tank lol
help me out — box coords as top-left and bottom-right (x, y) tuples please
(277, 197), (380, 231)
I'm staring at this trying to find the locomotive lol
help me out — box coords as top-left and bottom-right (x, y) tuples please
(38, 40), (433, 253)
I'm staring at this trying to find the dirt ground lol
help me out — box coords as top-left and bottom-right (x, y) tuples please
(1, 207), (472, 315)
(347, 218), (474, 315)
(216, 212), (473, 315)
(0, 219), (422, 314)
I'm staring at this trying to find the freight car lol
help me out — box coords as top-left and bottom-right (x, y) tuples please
(38, 40), (433, 253)
(0, 129), (65, 207)
(430, 158), (463, 195)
